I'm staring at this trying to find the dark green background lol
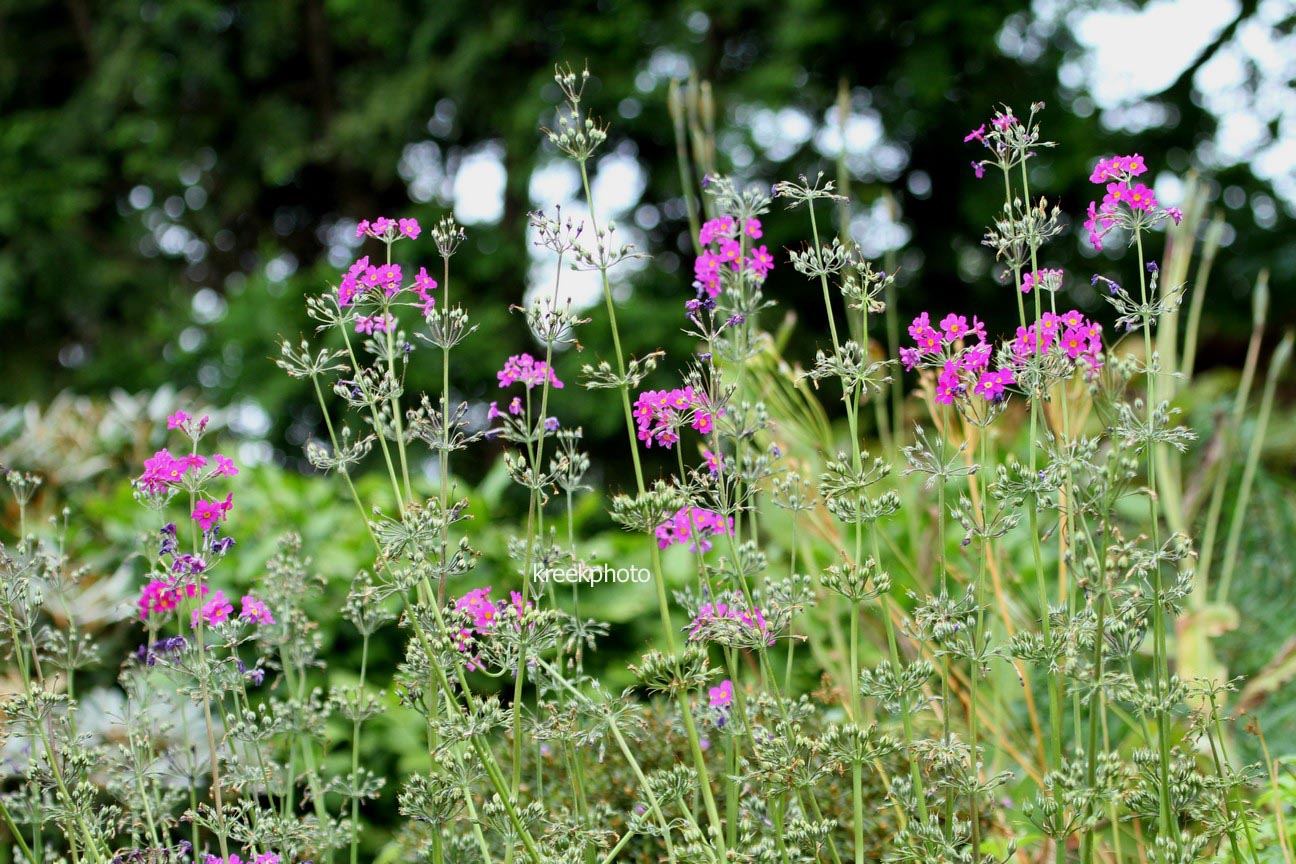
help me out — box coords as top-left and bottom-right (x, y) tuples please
(1, 0), (1291, 468)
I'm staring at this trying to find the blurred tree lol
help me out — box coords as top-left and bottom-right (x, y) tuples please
(1, 0), (1291, 475)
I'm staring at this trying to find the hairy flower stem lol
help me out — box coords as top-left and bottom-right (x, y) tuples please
(348, 631), (371, 864)
(382, 240), (414, 503)
(872, 528), (928, 822)
(183, 434), (231, 859)
(437, 254), (453, 606)
(3, 606), (104, 862)
(1004, 164), (1065, 861)
(1136, 228), (1177, 848)
(578, 156), (727, 859)
(0, 798), (36, 864)
(1019, 160), (1069, 860)
(536, 657), (681, 863)
(510, 251), (566, 803)
(968, 425), (995, 859)
(337, 322), (406, 512)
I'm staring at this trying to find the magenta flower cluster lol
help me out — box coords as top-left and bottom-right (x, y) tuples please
(452, 587), (530, 670)
(1082, 154), (1183, 250)
(497, 353), (564, 390)
(138, 580), (208, 620)
(1020, 268), (1063, 294)
(204, 854), (280, 864)
(900, 301), (1105, 403)
(138, 582), (273, 630)
(655, 506), (734, 553)
(1011, 309), (1103, 368)
(337, 225), (439, 333)
(688, 594), (772, 645)
(693, 215), (774, 298)
(899, 311), (1009, 404)
(355, 216), (421, 242)
(633, 387), (719, 449)
(964, 110), (1020, 178)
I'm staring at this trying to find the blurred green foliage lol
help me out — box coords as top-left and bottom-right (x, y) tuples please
(2, 0), (1293, 472)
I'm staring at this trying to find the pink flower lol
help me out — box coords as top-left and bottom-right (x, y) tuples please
(907, 312), (932, 341)
(239, 595), (275, 625)
(1060, 327), (1088, 359)
(167, 411), (190, 430)
(960, 342), (993, 372)
(743, 218), (762, 240)
(915, 327), (941, 354)
(1090, 154), (1147, 184)
(747, 245), (775, 280)
(371, 217), (392, 235)
(1021, 268), (1063, 294)
(139, 449), (189, 493)
(412, 266), (438, 314)
(939, 313), (969, 342)
(139, 580), (209, 620)
(703, 449), (724, 474)
(899, 347), (921, 371)
(338, 256), (370, 306)
(354, 314), (393, 335)
(708, 679), (734, 710)
(455, 587), (499, 629)
(633, 387), (718, 449)
(376, 264), (403, 297)
(699, 216), (734, 246)
(398, 218), (421, 239)
(1083, 200), (1116, 251)
(694, 252), (723, 298)
(935, 363), (961, 405)
(1089, 156), (1120, 184)
(656, 507), (734, 553)
(688, 594), (771, 644)
(973, 368), (1014, 401)
(1166, 207), (1184, 225)
(212, 455), (238, 477)
(191, 590), (234, 628)
(355, 220), (371, 239)
(717, 238), (742, 268)
(192, 493), (233, 531)
(508, 397), (522, 416)
(487, 401), (503, 420)
(1104, 182), (1130, 210)
(992, 113), (1016, 131)
(497, 353), (564, 390)
(971, 161), (986, 179)
(964, 124), (986, 144)
(1127, 183), (1157, 212)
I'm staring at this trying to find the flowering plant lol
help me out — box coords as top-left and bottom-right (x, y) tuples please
(2, 67), (1292, 864)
